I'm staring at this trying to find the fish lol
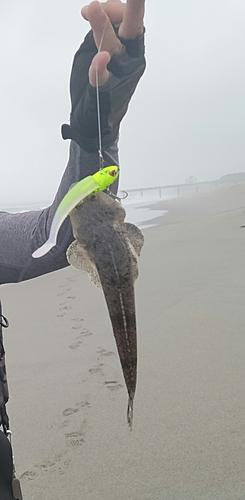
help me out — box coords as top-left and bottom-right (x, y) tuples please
(66, 191), (144, 428)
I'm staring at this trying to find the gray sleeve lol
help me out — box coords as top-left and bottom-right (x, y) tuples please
(0, 140), (119, 284)
(62, 30), (146, 154)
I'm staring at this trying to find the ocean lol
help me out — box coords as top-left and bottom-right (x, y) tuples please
(0, 192), (174, 229)
(122, 194), (173, 229)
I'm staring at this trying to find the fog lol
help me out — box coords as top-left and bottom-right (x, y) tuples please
(0, 0), (244, 205)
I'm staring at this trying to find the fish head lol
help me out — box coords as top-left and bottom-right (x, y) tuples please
(70, 191), (126, 226)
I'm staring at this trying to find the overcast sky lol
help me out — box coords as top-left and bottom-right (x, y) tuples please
(0, 0), (244, 205)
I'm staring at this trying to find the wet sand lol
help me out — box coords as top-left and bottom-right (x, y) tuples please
(1, 183), (245, 500)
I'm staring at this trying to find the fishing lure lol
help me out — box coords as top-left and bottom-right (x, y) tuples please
(32, 166), (119, 258)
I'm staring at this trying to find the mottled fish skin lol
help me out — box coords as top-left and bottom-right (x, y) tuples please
(67, 192), (143, 428)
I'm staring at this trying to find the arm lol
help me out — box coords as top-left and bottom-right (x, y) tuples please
(0, 141), (119, 284)
(0, 0), (146, 284)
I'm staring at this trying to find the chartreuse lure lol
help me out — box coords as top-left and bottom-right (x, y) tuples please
(32, 166), (119, 258)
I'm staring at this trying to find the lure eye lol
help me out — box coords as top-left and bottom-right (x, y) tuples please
(110, 170), (117, 177)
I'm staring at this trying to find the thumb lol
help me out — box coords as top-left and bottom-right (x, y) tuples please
(89, 51), (111, 87)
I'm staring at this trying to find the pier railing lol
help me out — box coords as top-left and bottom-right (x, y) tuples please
(119, 180), (219, 200)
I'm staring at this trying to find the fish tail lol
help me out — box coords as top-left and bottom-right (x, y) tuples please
(127, 396), (134, 430)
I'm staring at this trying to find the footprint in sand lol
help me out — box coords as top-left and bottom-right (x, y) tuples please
(69, 320), (92, 349)
(65, 431), (85, 447)
(59, 305), (72, 311)
(97, 348), (115, 357)
(21, 456), (71, 482)
(64, 409), (88, 448)
(62, 400), (91, 417)
(20, 471), (37, 481)
(69, 340), (82, 350)
(78, 401), (90, 408)
(80, 328), (92, 337)
(89, 363), (104, 375)
(104, 381), (123, 391)
(62, 407), (80, 417)
(67, 277), (76, 284)
(59, 284), (71, 292)
(39, 460), (56, 472)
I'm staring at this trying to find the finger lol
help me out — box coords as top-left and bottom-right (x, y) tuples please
(89, 51), (111, 87)
(98, 1), (124, 24)
(82, 0), (124, 25)
(81, 1), (122, 55)
(119, 0), (145, 39)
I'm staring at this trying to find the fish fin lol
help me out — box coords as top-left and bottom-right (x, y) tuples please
(123, 223), (144, 256)
(66, 241), (102, 289)
(66, 240), (91, 272)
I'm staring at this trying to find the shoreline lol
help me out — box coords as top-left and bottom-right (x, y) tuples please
(137, 183), (245, 228)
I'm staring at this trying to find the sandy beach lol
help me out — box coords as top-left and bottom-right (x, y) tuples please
(1, 183), (245, 500)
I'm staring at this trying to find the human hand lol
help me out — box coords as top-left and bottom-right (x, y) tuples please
(61, 0), (146, 155)
(81, 0), (145, 86)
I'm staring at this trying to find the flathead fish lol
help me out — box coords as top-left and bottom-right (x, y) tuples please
(66, 192), (144, 428)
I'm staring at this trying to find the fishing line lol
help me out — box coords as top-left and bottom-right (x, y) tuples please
(95, 28), (121, 198)
(95, 29), (106, 171)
